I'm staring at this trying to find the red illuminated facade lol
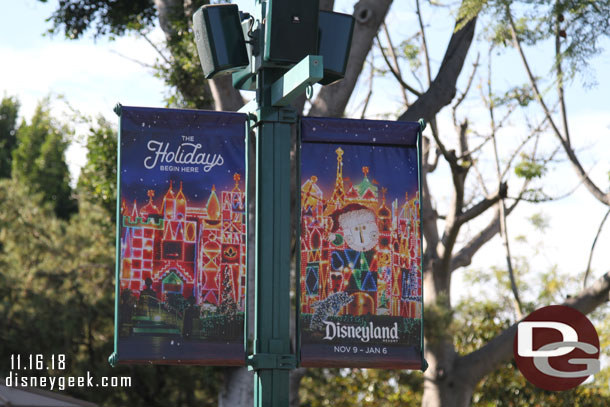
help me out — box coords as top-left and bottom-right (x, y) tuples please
(120, 174), (246, 310)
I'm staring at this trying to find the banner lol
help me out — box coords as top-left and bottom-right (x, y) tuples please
(114, 106), (246, 365)
(299, 117), (423, 369)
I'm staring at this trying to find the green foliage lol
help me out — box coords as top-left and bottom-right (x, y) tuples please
(551, 0), (610, 79)
(40, 0), (214, 108)
(152, 13), (214, 109)
(0, 178), (223, 406)
(456, 0), (487, 30)
(423, 295), (455, 344)
(77, 116), (117, 217)
(527, 212), (549, 232)
(455, 298), (610, 407)
(11, 99), (77, 219)
(41, 0), (157, 39)
(0, 95), (20, 178)
(492, 84), (535, 107)
(400, 41), (422, 71)
(460, 0), (610, 79)
(514, 152), (546, 180)
(300, 368), (422, 407)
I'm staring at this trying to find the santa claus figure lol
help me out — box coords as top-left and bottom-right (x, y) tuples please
(330, 203), (379, 252)
(329, 203), (379, 315)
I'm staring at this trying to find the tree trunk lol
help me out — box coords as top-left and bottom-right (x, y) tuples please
(422, 371), (474, 407)
(218, 367), (254, 407)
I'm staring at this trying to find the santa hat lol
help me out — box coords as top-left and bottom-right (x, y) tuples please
(329, 203), (374, 233)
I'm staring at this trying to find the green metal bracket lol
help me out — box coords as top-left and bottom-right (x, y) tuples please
(247, 353), (297, 370)
(108, 352), (118, 367)
(418, 118), (426, 132)
(270, 55), (323, 107)
(240, 104), (297, 126)
(258, 107), (297, 124)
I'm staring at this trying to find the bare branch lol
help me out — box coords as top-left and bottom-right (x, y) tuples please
(140, 32), (171, 65)
(584, 207), (610, 288)
(360, 58), (375, 118)
(457, 134), (492, 162)
(382, 22), (410, 105)
(457, 184), (506, 226)
(109, 50), (155, 69)
(459, 270), (610, 386)
(487, 49), (523, 317)
(376, 35), (422, 97)
(421, 172), (440, 257)
(499, 118), (548, 181)
(398, 8), (477, 124)
(453, 53), (480, 112)
(450, 199), (518, 272)
(555, 14), (571, 147)
(416, 0), (432, 86)
(471, 158), (491, 196)
(426, 147), (441, 173)
(506, 6), (610, 206)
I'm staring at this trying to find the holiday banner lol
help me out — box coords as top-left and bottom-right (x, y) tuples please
(299, 117), (423, 369)
(114, 106), (246, 365)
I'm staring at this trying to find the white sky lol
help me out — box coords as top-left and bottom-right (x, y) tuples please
(1, 0), (609, 303)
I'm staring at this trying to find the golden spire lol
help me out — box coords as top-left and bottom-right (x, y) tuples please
(165, 180), (175, 199)
(131, 199), (138, 218)
(206, 185), (220, 220)
(176, 181), (185, 199)
(330, 148), (346, 206)
(233, 173), (241, 192)
(362, 166), (369, 178)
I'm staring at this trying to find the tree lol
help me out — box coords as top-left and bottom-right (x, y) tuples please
(0, 95), (20, 178)
(77, 116), (118, 217)
(0, 178), (224, 406)
(12, 99), (77, 219)
(39, 0), (610, 406)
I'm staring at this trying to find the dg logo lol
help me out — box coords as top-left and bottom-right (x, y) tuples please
(513, 305), (600, 391)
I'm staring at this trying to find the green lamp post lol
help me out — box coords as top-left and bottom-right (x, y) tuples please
(193, 1), (354, 406)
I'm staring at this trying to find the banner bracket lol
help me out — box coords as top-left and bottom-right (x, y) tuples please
(247, 353), (297, 370)
(108, 352), (118, 367)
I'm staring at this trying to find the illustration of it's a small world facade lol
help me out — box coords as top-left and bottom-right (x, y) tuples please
(120, 175), (246, 310)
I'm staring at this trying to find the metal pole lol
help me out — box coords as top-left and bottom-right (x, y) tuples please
(245, 2), (324, 405)
(250, 66), (294, 406)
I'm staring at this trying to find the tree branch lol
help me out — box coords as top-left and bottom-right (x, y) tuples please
(359, 58), (375, 118)
(450, 199), (518, 272)
(584, 207), (610, 288)
(457, 184), (506, 226)
(459, 270), (610, 386)
(140, 33), (171, 65)
(382, 22), (411, 104)
(438, 120), (472, 269)
(452, 53), (479, 118)
(416, 0), (432, 86)
(209, 75), (244, 112)
(421, 167), (440, 258)
(506, 6), (610, 206)
(376, 35), (422, 97)
(398, 7), (477, 123)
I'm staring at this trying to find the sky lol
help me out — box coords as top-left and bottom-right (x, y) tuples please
(1, 0), (609, 305)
